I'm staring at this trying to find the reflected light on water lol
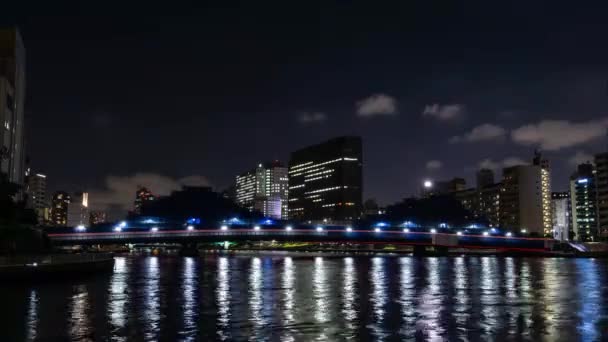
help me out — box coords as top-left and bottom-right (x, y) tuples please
(282, 257), (295, 342)
(216, 256), (231, 340)
(419, 258), (443, 340)
(26, 289), (38, 342)
(109, 257), (128, 338)
(181, 257), (197, 340)
(69, 285), (90, 340)
(313, 256), (329, 340)
(249, 257), (264, 336)
(342, 257), (357, 324)
(453, 257), (469, 333)
(370, 257), (387, 341)
(144, 256), (160, 341)
(399, 257), (415, 338)
(576, 259), (601, 342)
(480, 257), (499, 336)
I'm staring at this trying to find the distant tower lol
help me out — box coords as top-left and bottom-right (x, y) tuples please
(134, 187), (155, 214)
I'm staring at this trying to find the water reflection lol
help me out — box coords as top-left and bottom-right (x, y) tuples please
(370, 257), (387, 340)
(181, 257), (197, 340)
(69, 284), (90, 340)
(25, 289), (38, 341)
(216, 256), (230, 340)
(5, 255), (608, 341)
(109, 256), (128, 340)
(144, 256), (160, 341)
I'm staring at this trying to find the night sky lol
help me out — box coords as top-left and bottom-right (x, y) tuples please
(2, 2), (607, 217)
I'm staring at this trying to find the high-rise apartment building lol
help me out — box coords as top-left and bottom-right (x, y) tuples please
(235, 161), (289, 219)
(288, 136), (362, 222)
(89, 211), (107, 225)
(134, 187), (155, 214)
(569, 163), (598, 241)
(500, 154), (551, 236)
(551, 192), (570, 241)
(0, 28), (26, 188)
(67, 192), (89, 227)
(595, 152), (608, 238)
(51, 191), (71, 226)
(26, 173), (48, 224)
(453, 182), (501, 228)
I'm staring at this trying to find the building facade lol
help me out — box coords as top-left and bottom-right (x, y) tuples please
(235, 161), (289, 219)
(134, 187), (155, 214)
(453, 182), (501, 228)
(51, 191), (71, 226)
(551, 192), (570, 241)
(26, 173), (48, 224)
(67, 192), (89, 227)
(569, 163), (599, 241)
(89, 211), (107, 225)
(288, 136), (362, 222)
(0, 28), (26, 188)
(500, 161), (551, 235)
(476, 168), (495, 189)
(595, 152), (608, 239)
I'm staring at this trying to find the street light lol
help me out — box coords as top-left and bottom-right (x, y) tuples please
(456, 231), (463, 236)
(506, 232), (512, 237)
(423, 180), (433, 188)
(430, 228), (437, 234)
(374, 227), (381, 233)
(187, 225), (195, 231)
(221, 225), (228, 231)
(316, 226), (324, 232)
(482, 231), (489, 236)
(403, 228), (409, 233)
(150, 227), (159, 232)
(346, 226), (353, 232)
(285, 225), (293, 231)
(75, 225), (86, 232)
(254, 225), (261, 231)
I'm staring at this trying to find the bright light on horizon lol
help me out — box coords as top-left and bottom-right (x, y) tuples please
(285, 225), (293, 231)
(316, 226), (323, 232)
(346, 226), (353, 232)
(254, 225), (261, 231)
(187, 225), (194, 231)
(221, 225), (228, 231)
(430, 228), (437, 234)
(374, 227), (381, 233)
(423, 180), (433, 188)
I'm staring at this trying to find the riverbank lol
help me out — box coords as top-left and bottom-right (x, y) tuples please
(0, 253), (114, 280)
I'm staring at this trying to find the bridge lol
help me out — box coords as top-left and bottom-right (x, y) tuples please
(47, 225), (555, 253)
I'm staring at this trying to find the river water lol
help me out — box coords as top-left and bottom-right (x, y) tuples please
(1, 253), (608, 341)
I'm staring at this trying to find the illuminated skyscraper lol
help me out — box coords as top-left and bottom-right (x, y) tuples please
(500, 153), (552, 236)
(551, 192), (570, 241)
(89, 211), (107, 225)
(569, 163), (598, 241)
(26, 173), (48, 224)
(288, 136), (362, 222)
(67, 192), (89, 227)
(51, 191), (71, 226)
(235, 161), (289, 219)
(0, 28), (26, 188)
(594, 152), (608, 238)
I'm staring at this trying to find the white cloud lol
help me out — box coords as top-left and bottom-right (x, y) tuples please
(479, 157), (527, 171)
(511, 118), (608, 151)
(426, 160), (443, 170)
(297, 111), (327, 124)
(568, 151), (594, 166)
(356, 94), (398, 117)
(450, 123), (507, 143)
(89, 173), (211, 214)
(422, 103), (465, 120)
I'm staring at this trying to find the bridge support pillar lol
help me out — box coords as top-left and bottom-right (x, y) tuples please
(412, 245), (427, 256)
(179, 243), (199, 257)
(433, 246), (449, 255)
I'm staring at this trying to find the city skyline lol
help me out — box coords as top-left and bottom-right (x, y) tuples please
(1, 3), (607, 216)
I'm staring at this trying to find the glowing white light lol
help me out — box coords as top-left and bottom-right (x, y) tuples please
(521, 229), (527, 233)
(221, 225), (228, 231)
(482, 231), (489, 236)
(403, 228), (409, 233)
(75, 225), (86, 232)
(150, 227), (159, 232)
(430, 228), (437, 234)
(374, 227), (381, 233)
(316, 226), (323, 232)
(423, 180), (433, 188)
(346, 226), (353, 232)
(285, 225), (293, 231)
(187, 225), (194, 231)
(506, 232), (512, 237)
(114, 226), (122, 232)
(119, 221), (127, 228)
(456, 231), (462, 236)
(254, 225), (261, 231)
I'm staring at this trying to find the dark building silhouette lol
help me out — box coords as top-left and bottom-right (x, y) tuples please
(141, 186), (257, 223)
(134, 187), (155, 214)
(288, 136), (362, 222)
(476, 168), (495, 189)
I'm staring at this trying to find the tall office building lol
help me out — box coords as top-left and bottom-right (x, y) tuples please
(500, 154), (551, 235)
(89, 211), (107, 225)
(235, 161), (289, 219)
(288, 136), (362, 222)
(134, 187), (155, 214)
(476, 168), (495, 189)
(0, 28), (26, 188)
(569, 163), (599, 241)
(595, 152), (608, 238)
(67, 192), (89, 227)
(51, 191), (71, 226)
(26, 173), (48, 224)
(551, 192), (570, 241)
